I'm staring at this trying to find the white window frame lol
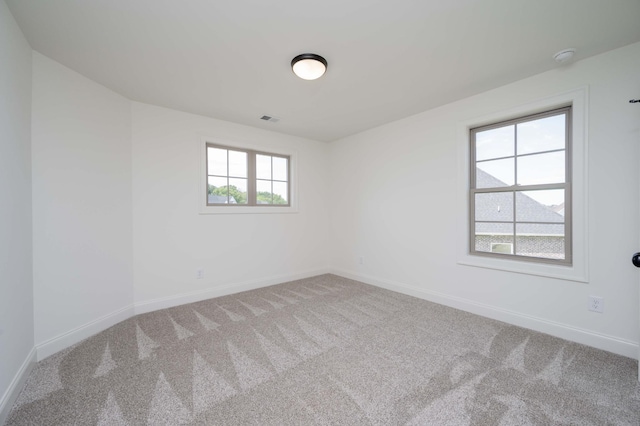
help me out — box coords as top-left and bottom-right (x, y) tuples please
(457, 87), (589, 283)
(198, 136), (298, 214)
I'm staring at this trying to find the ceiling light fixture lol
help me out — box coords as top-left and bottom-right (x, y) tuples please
(291, 53), (327, 80)
(553, 48), (576, 64)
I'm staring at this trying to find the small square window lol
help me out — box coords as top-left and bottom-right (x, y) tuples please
(256, 154), (289, 205)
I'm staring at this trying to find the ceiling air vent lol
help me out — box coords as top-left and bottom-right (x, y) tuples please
(260, 115), (280, 123)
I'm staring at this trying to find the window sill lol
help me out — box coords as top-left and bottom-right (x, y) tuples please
(198, 205), (298, 215)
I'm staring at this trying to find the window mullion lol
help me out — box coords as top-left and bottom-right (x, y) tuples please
(512, 190), (517, 256)
(247, 150), (256, 206)
(513, 125), (518, 256)
(473, 182), (565, 194)
(226, 150), (231, 203)
(270, 156), (274, 204)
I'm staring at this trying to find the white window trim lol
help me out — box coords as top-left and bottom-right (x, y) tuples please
(456, 87), (589, 283)
(198, 136), (299, 214)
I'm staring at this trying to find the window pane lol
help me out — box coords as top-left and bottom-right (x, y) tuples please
(515, 223), (565, 260)
(475, 125), (514, 161)
(475, 222), (513, 253)
(273, 157), (288, 181)
(491, 243), (513, 254)
(273, 181), (288, 204)
(208, 147), (227, 176)
(208, 176), (228, 204)
(476, 158), (514, 188)
(475, 192), (514, 222)
(228, 150), (247, 178)
(475, 222), (513, 235)
(228, 178), (248, 204)
(517, 114), (566, 155)
(256, 154), (271, 180)
(256, 179), (272, 204)
(516, 190), (564, 222)
(517, 151), (564, 185)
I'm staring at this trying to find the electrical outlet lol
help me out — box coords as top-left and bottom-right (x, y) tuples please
(196, 268), (204, 279)
(358, 256), (364, 265)
(588, 296), (604, 313)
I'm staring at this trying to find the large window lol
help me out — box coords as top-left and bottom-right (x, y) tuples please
(469, 107), (571, 264)
(206, 143), (290, 206)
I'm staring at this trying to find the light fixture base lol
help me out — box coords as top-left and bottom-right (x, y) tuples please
(291, 53), (327, 80)
(553, 48), (576, 63)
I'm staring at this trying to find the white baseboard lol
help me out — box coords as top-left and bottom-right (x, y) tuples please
(33, 268), (330, 363)
(134, 267), (330, 315)
(0, 347), (36, 425)
(36, 305), (135, 361)
(331, 268), (639, 359)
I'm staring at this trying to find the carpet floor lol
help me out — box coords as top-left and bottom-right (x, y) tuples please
(6, 274), (640, 425)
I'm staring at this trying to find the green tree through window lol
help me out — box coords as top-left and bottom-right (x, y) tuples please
(208, 184), (247, 204)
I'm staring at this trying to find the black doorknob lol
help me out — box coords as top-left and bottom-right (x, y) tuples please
(633, 253), (640, 268)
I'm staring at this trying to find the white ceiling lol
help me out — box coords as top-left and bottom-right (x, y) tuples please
(6, 0), (640, 142)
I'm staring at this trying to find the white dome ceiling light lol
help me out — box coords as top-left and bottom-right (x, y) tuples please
(291, 53), (327, 80)
(553, 48), (576, 64)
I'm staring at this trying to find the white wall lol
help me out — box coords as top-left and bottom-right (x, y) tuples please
(329, 42), (640, 357)
(132, 103), (330, 310)
(0, 1), (35, 418)
(31, 52), (134, 357)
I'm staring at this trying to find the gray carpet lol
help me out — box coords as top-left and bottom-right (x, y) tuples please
(6, 274), (640, 425)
